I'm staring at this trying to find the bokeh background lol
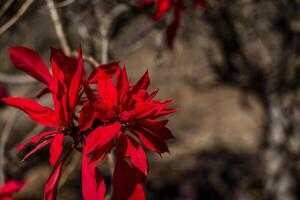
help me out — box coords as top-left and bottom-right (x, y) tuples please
(1, 0), (300, 199)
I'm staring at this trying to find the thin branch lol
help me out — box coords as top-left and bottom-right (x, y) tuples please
(46, 0), (71, 55)
(94, 4), (128, 64)
(0, 0), (15, 19)
(71, 51), (100, 67)
(0, 0), (34, 35)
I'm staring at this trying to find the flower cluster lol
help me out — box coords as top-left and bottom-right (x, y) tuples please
(0, 180), (25, 200)
(1, 47), (175, 200)
(141, 0), (207, 48)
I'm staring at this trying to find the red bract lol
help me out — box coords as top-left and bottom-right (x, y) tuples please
(2, 47), (85, 200)
(2, 47), (175, 200)
(0, 180), (25, 200)
(82, 63), (175, 199)
(141, 0), (207, 48)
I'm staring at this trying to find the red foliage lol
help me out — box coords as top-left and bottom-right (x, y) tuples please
(0, 180), (25, 200)
(141, 0), (207, 48)
(1, 47), (175, 200)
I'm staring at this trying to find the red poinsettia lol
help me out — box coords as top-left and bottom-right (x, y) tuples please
(81, 62), (175, 199)
(141, 0), (207, 48)
(0, 180), (25, 200)
(2, 47), (175, 200)
(2, 47), (84, 200)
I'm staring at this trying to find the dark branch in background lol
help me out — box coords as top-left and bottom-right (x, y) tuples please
(204, 1), (300, 200)
(0, 0), (34, 35)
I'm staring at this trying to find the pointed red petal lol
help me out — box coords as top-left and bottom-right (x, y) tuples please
(136, 119), (174, 140)
(22, 139), (53, 161)
(44, 147), (74, 200)
(16, 130), (58, 151)
(117, 67), (130, 105)
(125, 136), (148, 177)
(79, 101), (96, 131)
(49, 133), (64, 167)
(82, 153), (106, 200)
(132, 127), (169, 154)
(112, 159), (145, 200)
(1, 97), (58, 127)
(8, 47), (52, 85)
(89, 62), (121, 83)
(44, 160), (64, 200)
(69, 47), (84, 112)
(131, 70), (150, 95)
(50, 59), (70, 126)
(85, 121), (121, 154)
(97, 70), (118, 108)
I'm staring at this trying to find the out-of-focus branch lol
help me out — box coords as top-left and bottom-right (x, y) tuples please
(0, 0), (15, 19)
(0, 0), (34, 35)
(46, 0), (71, 55)
(0, 110), (18, 185)
(94, 4), (128, 64)
(0, 72), (36, 84)
(71, 51), (100, 67)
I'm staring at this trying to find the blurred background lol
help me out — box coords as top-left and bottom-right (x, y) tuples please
(1, 0), (300, 199)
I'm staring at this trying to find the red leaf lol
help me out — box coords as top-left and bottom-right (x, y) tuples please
(44, 160), (64, 200)
(97, 70), (118, 108)
(49, 133), (64, 167)
(69, 47), (84, 112)
(112, 159), (145, 200)
(23, 139), (53, 161)
(16, 130), (58, 151)
(85, 121), (121, 154)
(79, 101), (96, 131)
(118, 135), (148, 177)
(132, 127), (169, 154)
(131, 70), (150, 95)
(1, 97), (58, 127)
(0, 180), (25, 196)
(136, 119), (174, 140)
(116, 67), (130, 105)
(50, 59), (70, 126)
(89, 62), (121, 83)
(82, 153), (106, 200)
(8, 47), (52, 86)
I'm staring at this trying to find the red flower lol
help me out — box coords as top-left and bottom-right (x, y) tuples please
(82, 63), (175, 199)
(0, 180), (25, 200)
(141, 0), (207, 48)
(2, 47), (176, 200)
(2, 47), (85, 200)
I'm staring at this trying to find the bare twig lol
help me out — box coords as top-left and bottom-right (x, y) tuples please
(46, 0), (71, 55)
(0, 0), (15, 19)
(71, 51), (100, 67)
(55, 0), (75, 8)
(94, 4), (128, 64)
(0, 0), (34, 35)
